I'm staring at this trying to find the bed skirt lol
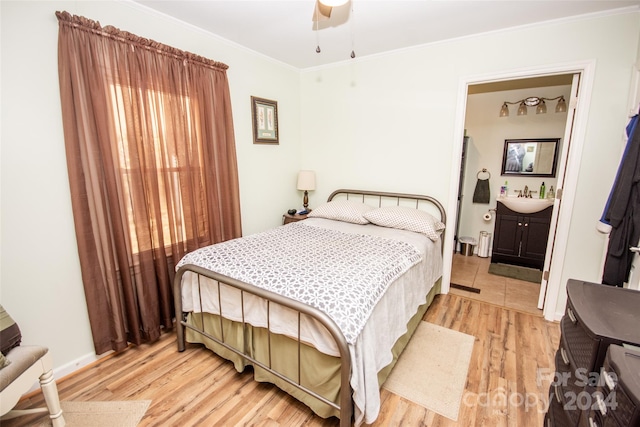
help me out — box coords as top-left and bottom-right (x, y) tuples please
(185, 278), (441, 420)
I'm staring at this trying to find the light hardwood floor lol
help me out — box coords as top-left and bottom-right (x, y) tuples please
(449, 253), (543, 316)
(6, 293), (560, 426)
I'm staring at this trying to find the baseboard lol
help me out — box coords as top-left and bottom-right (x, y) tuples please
(24, 351), (111, 395)
(554, 310), (564, 322)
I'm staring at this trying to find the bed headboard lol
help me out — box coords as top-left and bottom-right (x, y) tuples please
(327, 189), (446, 225)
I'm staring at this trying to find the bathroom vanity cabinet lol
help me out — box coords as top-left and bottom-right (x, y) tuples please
(491, 200), (552, 270)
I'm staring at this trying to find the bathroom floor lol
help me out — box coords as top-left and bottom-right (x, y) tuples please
(449, 253), (543, 316)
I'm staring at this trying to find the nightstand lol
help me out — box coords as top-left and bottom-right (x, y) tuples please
(282, 213), (308, 225)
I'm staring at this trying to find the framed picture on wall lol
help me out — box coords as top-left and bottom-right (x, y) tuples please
(251, 96), (279, 144)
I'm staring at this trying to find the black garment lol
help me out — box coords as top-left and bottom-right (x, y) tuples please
(602, 113), (640, 286)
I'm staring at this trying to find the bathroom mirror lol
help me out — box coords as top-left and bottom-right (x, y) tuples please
(501, 138), (560, 177)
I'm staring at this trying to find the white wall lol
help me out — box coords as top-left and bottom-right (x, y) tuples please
(460, 85), (571, 252)
(300, 10), (640, 319)
(1, 0), (301, 375)
(1, 1), (639, 378)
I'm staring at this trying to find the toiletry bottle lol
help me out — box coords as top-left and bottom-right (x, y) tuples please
(547, 185), (555, 199)
(500, 181), (508, 196)
(539, 182), (545, 199)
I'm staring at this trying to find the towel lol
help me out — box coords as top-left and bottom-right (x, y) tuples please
(473, 178), (490, 204)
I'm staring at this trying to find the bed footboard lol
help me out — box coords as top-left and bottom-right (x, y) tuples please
(173, 264), (353, 426)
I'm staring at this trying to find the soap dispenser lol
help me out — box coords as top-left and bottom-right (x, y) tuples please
(539, 182), (546, 199)
(547, 185), (555, 199)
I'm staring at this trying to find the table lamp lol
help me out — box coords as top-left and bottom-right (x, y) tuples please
(296, 170), (316, 211)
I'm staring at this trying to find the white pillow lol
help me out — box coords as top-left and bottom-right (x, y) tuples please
(363, 206), (445, 241)
(307, 200), (374, 224)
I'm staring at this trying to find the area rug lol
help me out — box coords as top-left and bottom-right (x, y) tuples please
(488, 262), (543, 283)
(383, 322), (474, 421)
(36, 400), (151, 427)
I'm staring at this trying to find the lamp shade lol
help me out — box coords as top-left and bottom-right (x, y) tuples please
(297, 170), (316, 191)
(517, 101), (527, 116)
(499, 103), (509, 117)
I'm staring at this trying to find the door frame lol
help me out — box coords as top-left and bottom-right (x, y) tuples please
(443, 59), (596, 321)
(537, 73), (581, 310)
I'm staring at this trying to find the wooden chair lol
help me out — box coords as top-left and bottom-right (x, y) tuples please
(0, 346), (65, 426)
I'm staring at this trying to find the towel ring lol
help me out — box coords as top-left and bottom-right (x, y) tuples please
(477, 168), (491, 180)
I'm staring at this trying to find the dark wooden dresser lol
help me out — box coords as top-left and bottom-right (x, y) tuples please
(545, 279), (640, 426)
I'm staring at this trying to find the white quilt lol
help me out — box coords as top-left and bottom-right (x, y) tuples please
(177, 218), (443, 425)
(176, 221), (421, 344)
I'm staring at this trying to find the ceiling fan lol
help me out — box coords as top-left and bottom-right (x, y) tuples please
(312, 0), (349, 22)
(312, 0), (355, 57)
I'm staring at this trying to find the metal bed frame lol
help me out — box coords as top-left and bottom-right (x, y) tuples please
(173, 189), (446, 426)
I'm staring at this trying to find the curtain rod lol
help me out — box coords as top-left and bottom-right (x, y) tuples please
(55, 11), (229, 72)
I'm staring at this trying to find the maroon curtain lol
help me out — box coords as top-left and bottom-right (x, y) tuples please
(56, 11), (242, 354)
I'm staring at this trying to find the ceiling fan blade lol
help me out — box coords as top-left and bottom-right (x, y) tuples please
(312, 0), (332, 22)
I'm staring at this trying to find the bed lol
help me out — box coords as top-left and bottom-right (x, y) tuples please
(173, 189), (446, 426)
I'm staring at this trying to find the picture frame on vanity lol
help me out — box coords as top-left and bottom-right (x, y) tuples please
(251, 96), (279, 144)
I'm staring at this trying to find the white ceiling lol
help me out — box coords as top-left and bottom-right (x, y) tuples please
(131, 0), (640, 69)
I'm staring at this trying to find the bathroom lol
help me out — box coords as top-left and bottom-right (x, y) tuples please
(451, 76), (573, 314)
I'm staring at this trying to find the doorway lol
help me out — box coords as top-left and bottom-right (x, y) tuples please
(450, 252), (543, 314)
(451, 76), (573, 314)
(443, 63), (593, 320)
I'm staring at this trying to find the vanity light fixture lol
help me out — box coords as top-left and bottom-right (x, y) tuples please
(499, 96), (567, 117)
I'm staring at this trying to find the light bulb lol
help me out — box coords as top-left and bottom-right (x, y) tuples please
(319, 0), (348, 6)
